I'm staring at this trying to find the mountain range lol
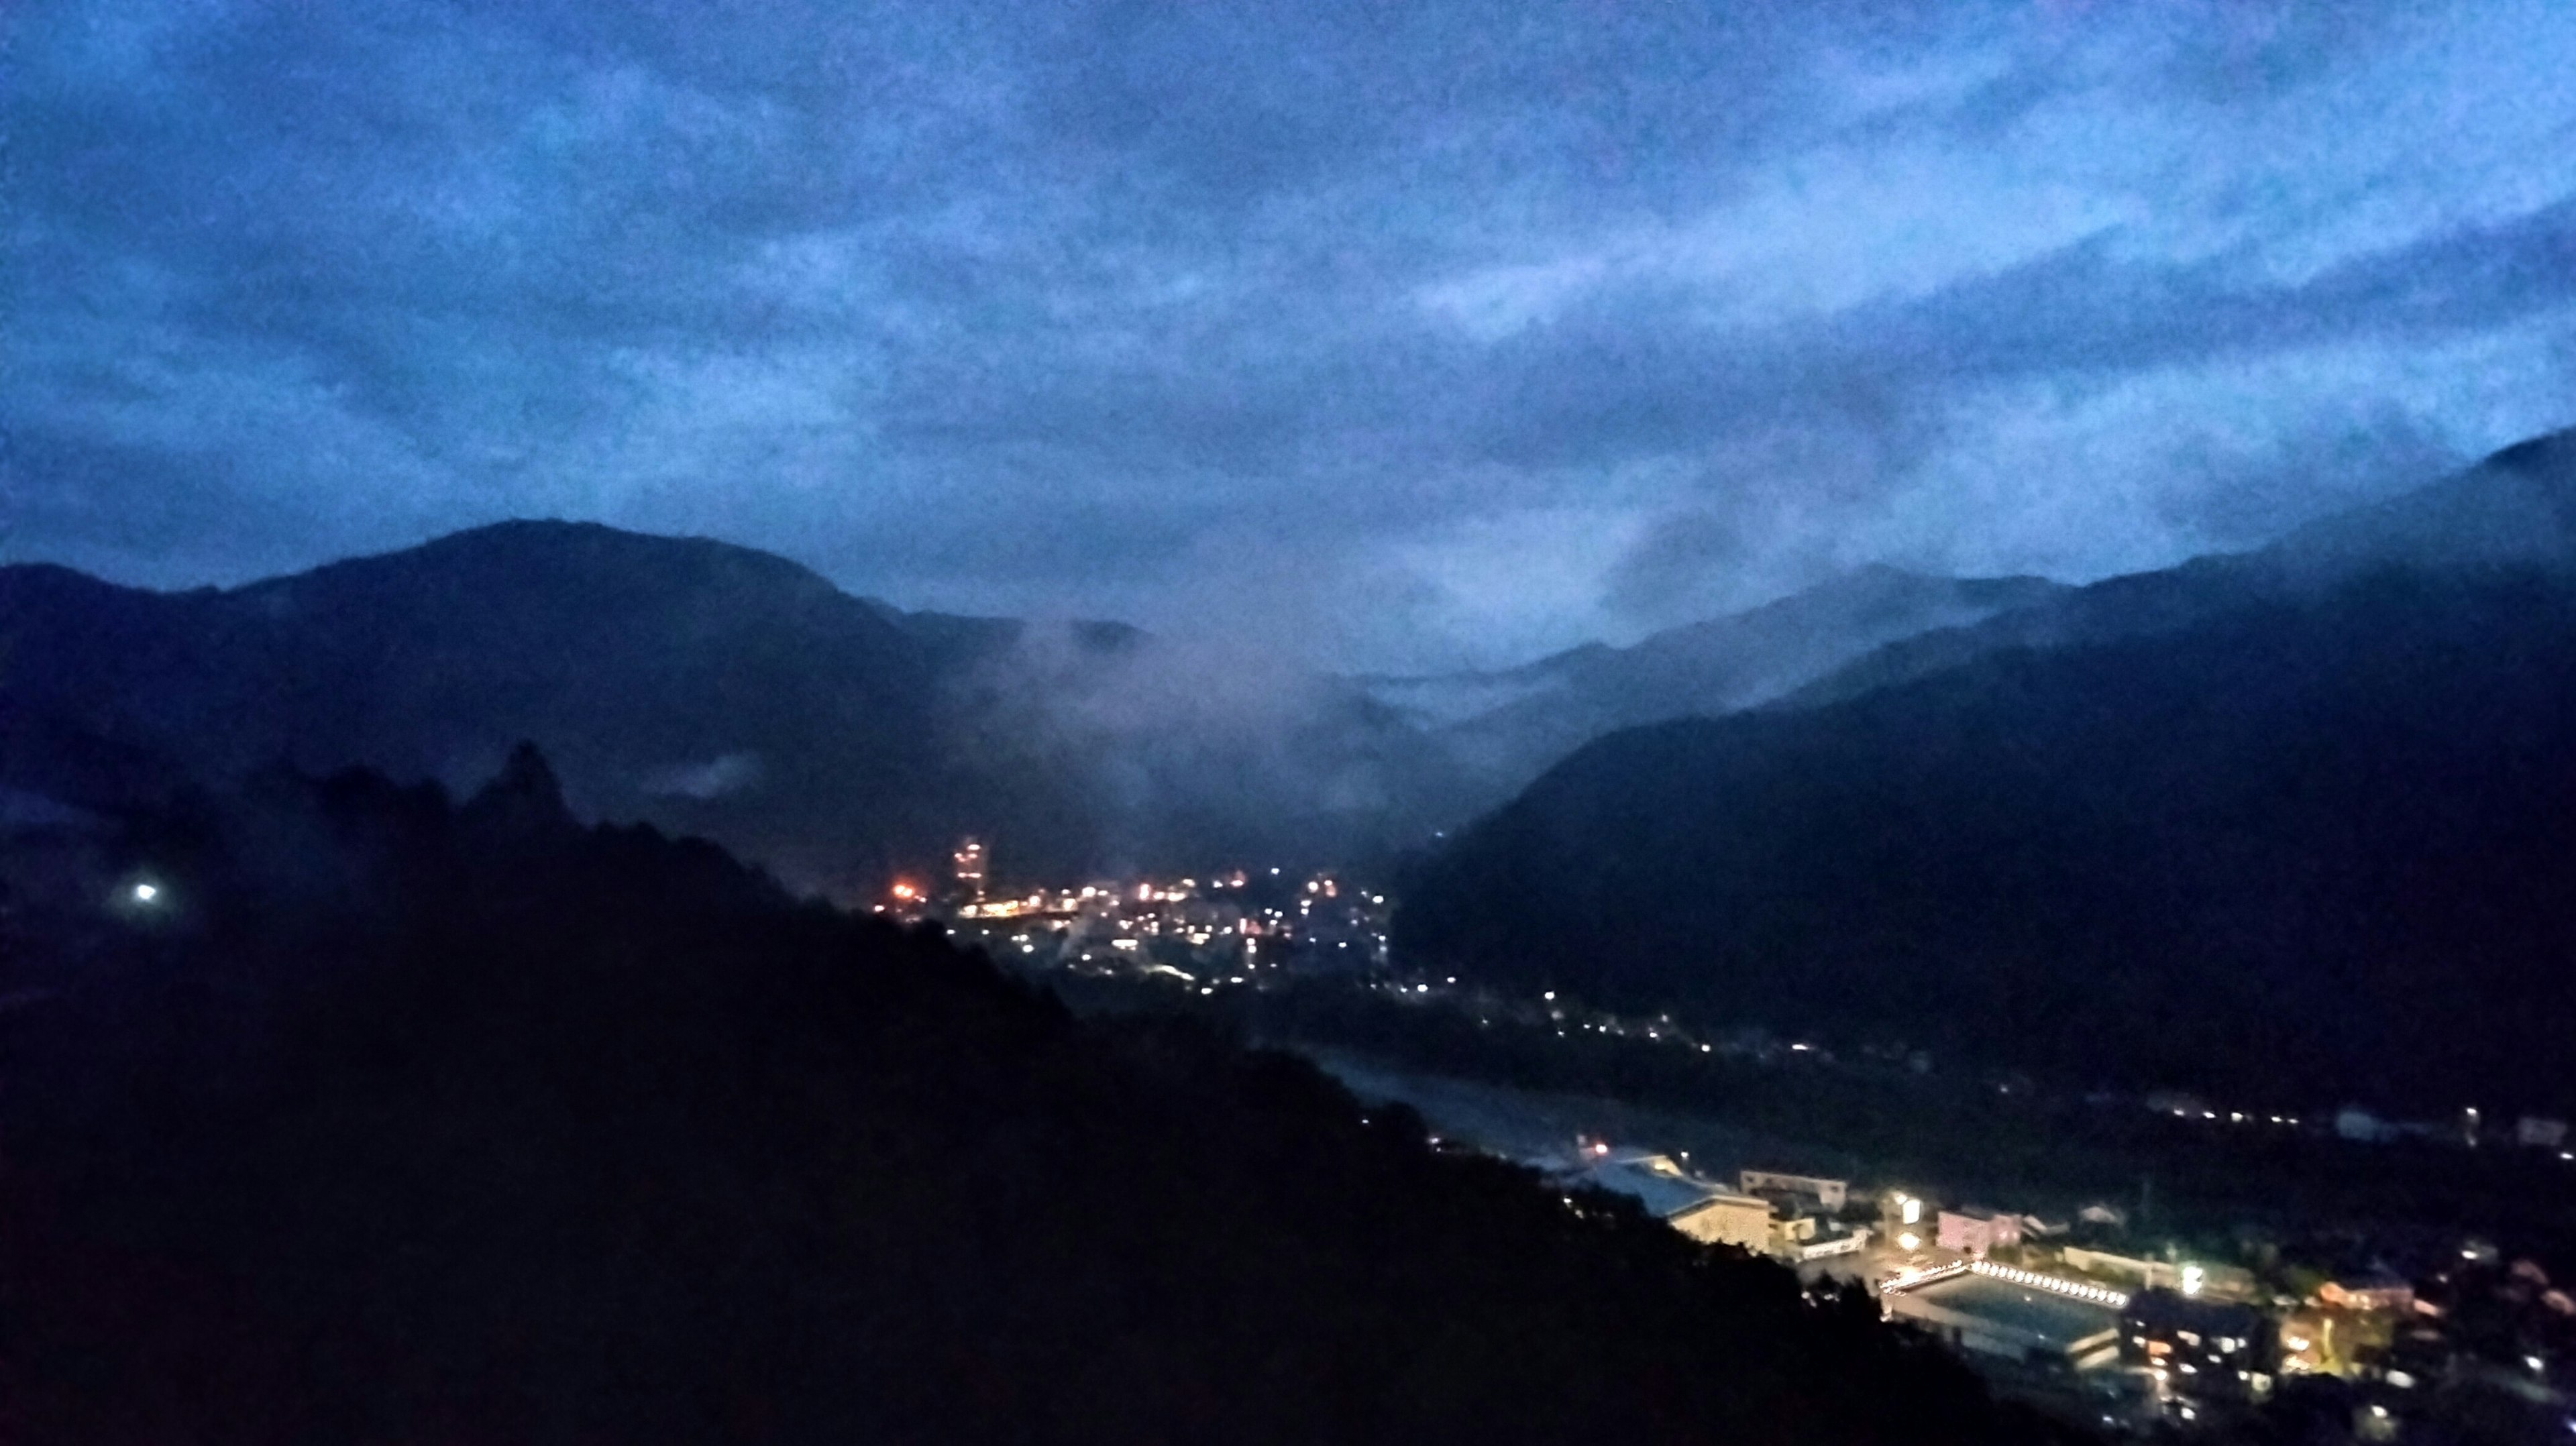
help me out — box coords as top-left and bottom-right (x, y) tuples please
(2, 527), (2091, 892)
(11, 424), (2571, 977)
(1396, 428), (2576, 1113)
(0, 521), (1460, 890)
(1368, 566), (2069, 798)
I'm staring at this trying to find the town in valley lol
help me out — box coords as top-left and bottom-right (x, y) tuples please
(898, 834), (2576, 1440)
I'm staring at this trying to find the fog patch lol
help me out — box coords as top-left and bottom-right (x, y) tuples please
(643, 753), (765, 800)
(952, 621), (1460, 869)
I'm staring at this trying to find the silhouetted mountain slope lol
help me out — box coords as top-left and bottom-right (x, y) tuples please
(1399, 567), (2065, 797)
(0, 521), (1458, 886)
(1788, 427), (2576, 712)
(1397, 567), (2576, 1113)
(0, 764), (2045, 1445)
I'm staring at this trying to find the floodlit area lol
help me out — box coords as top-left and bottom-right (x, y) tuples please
(1888, 1273), (2125, 1362)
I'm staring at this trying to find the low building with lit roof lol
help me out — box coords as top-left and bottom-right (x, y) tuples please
(1562, 1152), (1772, 1252)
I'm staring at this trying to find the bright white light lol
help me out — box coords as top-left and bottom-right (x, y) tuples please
(2181, 1265), (2205, 1296)
(1898, 1233), (1921, 1252)
(131, 882), (160, 904)
(1901, 1197), (1921, 1225)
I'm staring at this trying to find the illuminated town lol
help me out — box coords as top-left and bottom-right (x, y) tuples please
(1503, 1094), (2576, 1437)
(877, 837), (1391, 988)
(886, 835), (2576, 1439)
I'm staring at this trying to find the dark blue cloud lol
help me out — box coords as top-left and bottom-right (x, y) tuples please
(5, 0), (2573, 668)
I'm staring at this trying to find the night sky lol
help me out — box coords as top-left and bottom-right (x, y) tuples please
(8, 1), (2574, 671)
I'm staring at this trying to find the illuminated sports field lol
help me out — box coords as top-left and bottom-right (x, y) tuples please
(1904, 1275), (2121, 1351)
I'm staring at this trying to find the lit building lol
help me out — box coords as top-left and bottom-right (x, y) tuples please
(952, 837), (987, 903)
(1739, 1170), (1848, 1212)
(2278, 1302), (2397, 1377)
(1672, 1193), (1776, 1253)
(1565, 1152), (1771, 1252)
(1937, 1207), (2023, 1259)
(1881, 1190), (1932, 1253)
(2121, 1287), (2273, 1403)
(1769, 1211), (1819, 1251)
(2316, 1271), (2414, 1316)
(2060, 1245), (2184, 1291)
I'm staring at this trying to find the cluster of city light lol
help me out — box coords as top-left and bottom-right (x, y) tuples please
(1877, 1261), (1973, 1295)
(906, 850), (1392, 988)
(1968, 1260), (2132, 1309)
(2169, 1106), (2300, 1127)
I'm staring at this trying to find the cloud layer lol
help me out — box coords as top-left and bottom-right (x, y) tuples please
(8, 0), (2575, 669)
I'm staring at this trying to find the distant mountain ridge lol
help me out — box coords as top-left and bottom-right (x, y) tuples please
(1368, 567), (2070, 801)
(1780, 427), (2576, 713)
(0, 520), (1451, 888)
(1397, 426), (2576, 1113)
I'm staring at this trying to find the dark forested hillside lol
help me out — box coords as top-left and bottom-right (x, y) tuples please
(0, 755), (2043, 1445)
(1397, 569), (2576, 1115)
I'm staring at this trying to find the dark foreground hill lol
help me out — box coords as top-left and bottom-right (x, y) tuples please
(0, 755), (2042, 1445)
(1397, 567), (2576, 1115)
(0, 520), (1460, 891)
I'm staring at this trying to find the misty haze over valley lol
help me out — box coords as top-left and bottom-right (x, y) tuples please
(9, 1), (2576, 1441)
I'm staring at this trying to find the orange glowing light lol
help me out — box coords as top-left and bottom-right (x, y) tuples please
(892, 882), (919, 901)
